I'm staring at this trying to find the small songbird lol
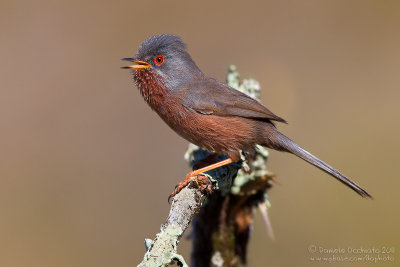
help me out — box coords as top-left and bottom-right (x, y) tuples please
(122, 34), (371, 199)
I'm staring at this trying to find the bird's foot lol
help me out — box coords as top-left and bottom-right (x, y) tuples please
(168, 173), (213, 203)
(168, 158), (234, 203)
(168, 174), (193, 203)
(192, 174), (213, 195)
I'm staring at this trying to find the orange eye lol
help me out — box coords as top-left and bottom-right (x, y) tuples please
(154, 55), (165, 66)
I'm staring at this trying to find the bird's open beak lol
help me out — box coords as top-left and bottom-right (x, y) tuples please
(120, 58), (151, 69)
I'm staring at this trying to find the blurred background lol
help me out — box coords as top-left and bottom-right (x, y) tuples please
(1, 0), (399, 266)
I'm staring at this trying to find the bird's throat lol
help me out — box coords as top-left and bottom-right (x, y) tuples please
(133, 69), (168, 109)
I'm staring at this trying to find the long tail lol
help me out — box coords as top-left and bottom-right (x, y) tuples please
(269, 130), (372, 198)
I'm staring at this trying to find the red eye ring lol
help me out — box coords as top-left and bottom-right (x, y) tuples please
(154, 55), (165, 66)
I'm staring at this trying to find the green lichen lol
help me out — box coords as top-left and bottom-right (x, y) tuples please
(138, 225), (185, 267)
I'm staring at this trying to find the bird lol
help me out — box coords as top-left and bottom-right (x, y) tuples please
(121, 34), (372, 199)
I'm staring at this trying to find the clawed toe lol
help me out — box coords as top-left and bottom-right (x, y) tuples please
(167, 174), (214, 203)
(167, 187), (177, 204)
(167, 158), (234, 204)
(193, 174), (213, 195)
(167, 175), (193, 203)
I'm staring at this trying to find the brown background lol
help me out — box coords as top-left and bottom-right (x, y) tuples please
(1, 0), (399, 266)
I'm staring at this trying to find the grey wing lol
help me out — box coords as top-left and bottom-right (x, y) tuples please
(180, 78), (287, 123)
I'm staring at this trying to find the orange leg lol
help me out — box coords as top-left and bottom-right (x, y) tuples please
(188, 158), (234, 177)
(169, 158), (234, 202)
(192, 153), (218, 170)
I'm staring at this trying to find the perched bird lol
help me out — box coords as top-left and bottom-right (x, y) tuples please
(122, 34), (371, 199)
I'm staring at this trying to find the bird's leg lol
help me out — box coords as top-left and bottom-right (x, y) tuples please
(168, 158), (234, 202)
(189, 158), (234, 176)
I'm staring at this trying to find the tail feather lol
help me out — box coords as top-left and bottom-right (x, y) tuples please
(272, 131), (372, 198)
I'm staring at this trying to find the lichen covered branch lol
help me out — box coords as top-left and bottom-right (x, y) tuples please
(138, 184), (206, 267)
(138, 154), (241, 267)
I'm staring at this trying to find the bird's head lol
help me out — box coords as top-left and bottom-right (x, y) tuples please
(122, 34), (202, 91)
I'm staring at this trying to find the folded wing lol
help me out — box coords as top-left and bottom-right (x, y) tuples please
(179, 77), (287, 123)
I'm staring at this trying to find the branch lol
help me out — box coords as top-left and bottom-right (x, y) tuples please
(137, 183), (205, 267)
(138, 153), (241, 267)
